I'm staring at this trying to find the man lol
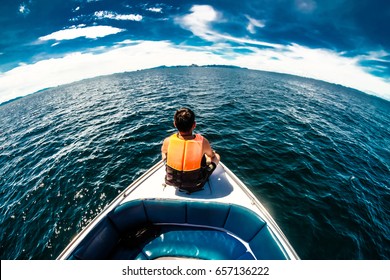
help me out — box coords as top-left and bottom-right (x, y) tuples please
(161, 108), (220, 193)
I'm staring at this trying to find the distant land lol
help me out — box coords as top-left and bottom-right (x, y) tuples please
(0, 96), (25, 106)
(2, 64), (387, 106)
(0, 65), (250, 106)
(0, 87), (53, 106)
(151, 64), (247, 70)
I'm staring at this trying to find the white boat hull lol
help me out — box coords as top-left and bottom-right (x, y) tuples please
(57, 161), (299, 260)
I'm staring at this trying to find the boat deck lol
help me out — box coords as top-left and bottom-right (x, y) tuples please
(57, 161), (299, 260)
(122, 161), (262, 215)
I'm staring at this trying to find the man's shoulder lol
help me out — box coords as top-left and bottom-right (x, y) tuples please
(164, 133), (176, 140)
(200, 135), (211, 145)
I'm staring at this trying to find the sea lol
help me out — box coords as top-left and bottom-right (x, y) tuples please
(0, 67), (389, 260)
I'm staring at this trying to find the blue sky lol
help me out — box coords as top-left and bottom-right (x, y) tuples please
(1, 0), (390, 103)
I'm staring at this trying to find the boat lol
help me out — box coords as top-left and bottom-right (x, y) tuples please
(57, 160), (299, 260)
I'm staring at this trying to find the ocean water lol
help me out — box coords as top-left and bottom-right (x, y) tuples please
(0, 67), (389, 260)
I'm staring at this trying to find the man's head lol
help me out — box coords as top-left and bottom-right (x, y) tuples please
(174, 108), (196, 133)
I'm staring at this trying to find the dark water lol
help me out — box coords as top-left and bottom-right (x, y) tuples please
(0, 67), (389, 260)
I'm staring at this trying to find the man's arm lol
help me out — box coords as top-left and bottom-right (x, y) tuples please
(161, 138), (169, 161)
(203, 138), (220, 165)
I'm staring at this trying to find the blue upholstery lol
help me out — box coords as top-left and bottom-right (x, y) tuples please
(249, 225), (287, 260)
(110, 246), (145, 260)
(187, 202), (230, 228)
(72, 217), (120, 260)
(136, 226), (251, 260)
(224, 204), (266, 242)
(143, 199), (186, 224)
(68, 199), (288, 260)
(237, 252), (257, 260)
(108, 199), (148, 233)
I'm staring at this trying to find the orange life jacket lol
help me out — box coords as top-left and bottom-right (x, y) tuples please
(166, 133), (204, 171)
(165, 133), (206, 191)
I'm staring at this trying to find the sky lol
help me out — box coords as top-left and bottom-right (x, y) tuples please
(1, 0), (390, 104)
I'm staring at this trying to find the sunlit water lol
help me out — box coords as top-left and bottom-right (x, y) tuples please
(0, 67), (389, 259)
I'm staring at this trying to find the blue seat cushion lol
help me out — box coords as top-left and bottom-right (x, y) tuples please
(135, 226), (254, 260)
(67, 199), (288, 260)
(186, 201), (230, 228)
(143, 199), (186, 224)
(72, 217), (120, 260)
(108, 200), (148, 233)
(224, 204), (266, 242)
(249, 226), (287, 260)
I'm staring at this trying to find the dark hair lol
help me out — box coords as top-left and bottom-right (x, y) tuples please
(174, 108), (195, 132)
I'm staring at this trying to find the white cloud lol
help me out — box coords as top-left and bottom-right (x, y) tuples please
(229, 44), (390, 99)
(246, 16), (265, 34)
(1, 39), (389, 105)
(175, 5), (221, 41)
(148, 7), (162, 13)
(39, 25), (124, 41)
(295, 0), (317, 13)
(176, 6), (272, 49)
(18, 3), (31, 15)
(94, 11), (143, 21)
(1, 5), (389, 104)
(173, 5), (390, 100)
(0, 41), (228, 104)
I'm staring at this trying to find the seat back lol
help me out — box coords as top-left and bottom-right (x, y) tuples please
(68, 199), (288, 260)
